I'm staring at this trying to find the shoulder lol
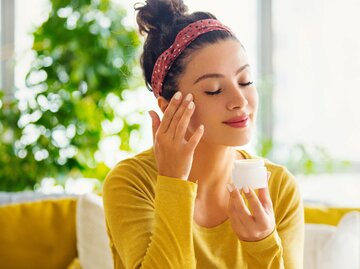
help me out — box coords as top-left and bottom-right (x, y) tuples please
(102, 147), (157, 199)
(106, 147), (156, 177)
(264, 159), (297, 190)
(262, 159), (302, 218)
(239, 150), (304, 228)
(238, 149), (300, 201)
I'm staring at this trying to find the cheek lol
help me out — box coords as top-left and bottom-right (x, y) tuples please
(189, 108), (202, 128)
(246, 89), (259, 111)
(187, 103), (209, 131)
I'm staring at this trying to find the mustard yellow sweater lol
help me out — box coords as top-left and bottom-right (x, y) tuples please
(103, 147), (304, 269)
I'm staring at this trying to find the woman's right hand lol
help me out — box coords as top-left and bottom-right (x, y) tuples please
(148, 91), (204, 181)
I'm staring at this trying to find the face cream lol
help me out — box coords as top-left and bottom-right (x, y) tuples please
(231, 159), (268, 190)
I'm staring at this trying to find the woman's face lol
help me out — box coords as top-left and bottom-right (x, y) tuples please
(178, 39), (258, 147)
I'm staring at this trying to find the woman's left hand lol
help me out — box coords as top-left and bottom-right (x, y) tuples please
(226, 183), (276, 242)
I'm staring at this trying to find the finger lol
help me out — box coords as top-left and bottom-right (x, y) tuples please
(148, 110), (161, 142)
(227, 184), (252, 219)
(174, 99), (195, 141)
(257, 187), (273, 214)
(167, 93), (193, 138)
(186, 124), (204, 151)
(158, 91), (182, 134)
(227, 194), (245, 228)
(242, 186), (266, 219)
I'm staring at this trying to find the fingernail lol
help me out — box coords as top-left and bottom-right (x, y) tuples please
(226, 183), (234, 193)
(243, 186), (250, 194)
(174, 91), (182, 100)
(185, 93), (193, 101)
(188, 101), (194, 109)
(199, 124), (204, 131)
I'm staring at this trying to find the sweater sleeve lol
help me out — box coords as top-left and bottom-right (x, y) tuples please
(240, 167), (304, 269)
(102, 159), (198, 269)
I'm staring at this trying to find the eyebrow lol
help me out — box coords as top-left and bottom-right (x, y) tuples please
(193, 64), (250, 85)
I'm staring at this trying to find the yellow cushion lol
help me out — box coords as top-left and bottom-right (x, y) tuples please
(0, 198), (77, 269)
(304, 206), (360, 226)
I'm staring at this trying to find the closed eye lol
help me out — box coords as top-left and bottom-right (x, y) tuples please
(205, 82), (254, 95)
(205, 89), (222, 95)
(239, 81), (254, 87)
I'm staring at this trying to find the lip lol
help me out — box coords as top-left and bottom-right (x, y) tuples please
(223, 114), (249, 128)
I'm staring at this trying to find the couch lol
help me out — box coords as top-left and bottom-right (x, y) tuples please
(0, 192), (359, 269)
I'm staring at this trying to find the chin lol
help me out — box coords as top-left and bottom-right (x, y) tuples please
(228, 130), (253, 146)
(209, 132), (252, 147)
(228, 138), (252, 147)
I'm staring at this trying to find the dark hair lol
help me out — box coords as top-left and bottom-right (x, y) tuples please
(135, 0), (237, 100)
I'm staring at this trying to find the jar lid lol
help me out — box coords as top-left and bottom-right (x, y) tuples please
(233, 158), (265, 167)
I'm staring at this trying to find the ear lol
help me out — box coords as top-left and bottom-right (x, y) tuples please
(157, 96), (169, 114)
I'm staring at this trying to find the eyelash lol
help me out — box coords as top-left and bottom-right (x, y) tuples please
(205, 81), (254, 95)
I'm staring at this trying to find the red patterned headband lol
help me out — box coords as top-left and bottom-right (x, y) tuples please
(151, 19), (233, 98)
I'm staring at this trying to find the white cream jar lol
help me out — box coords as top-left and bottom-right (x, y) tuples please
(231, 159), (268, 190)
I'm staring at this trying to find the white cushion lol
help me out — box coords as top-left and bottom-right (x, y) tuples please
(304, 211), (360, 269)
(76, 193), (113, 269)
(304, 224), (336, 269)
(316, 211), (360, 269)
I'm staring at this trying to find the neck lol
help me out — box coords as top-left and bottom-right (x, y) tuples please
(188, 140), (244, 200)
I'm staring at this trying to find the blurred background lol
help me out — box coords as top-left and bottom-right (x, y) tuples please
(1, 0), (359, 205)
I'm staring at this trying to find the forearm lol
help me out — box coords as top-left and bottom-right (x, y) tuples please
(139, 176), (198, 268)
(241, 228), (284, 269)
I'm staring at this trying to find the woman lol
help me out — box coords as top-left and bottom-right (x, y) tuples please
(103, 0), (304, 268)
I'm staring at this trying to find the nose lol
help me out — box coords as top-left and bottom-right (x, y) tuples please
(226, 83), (248, 110)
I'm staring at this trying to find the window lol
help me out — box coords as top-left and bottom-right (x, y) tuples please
(0, 0), (2, 87)
(14, 0), (49, 91)
(1, 0), (15, 96)
(6, 1), (359, 199)
(9, 0), (360, 168)
(273, 0), (360, 169)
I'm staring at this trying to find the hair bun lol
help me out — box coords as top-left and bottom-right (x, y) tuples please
(135, 0), (188, 35)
